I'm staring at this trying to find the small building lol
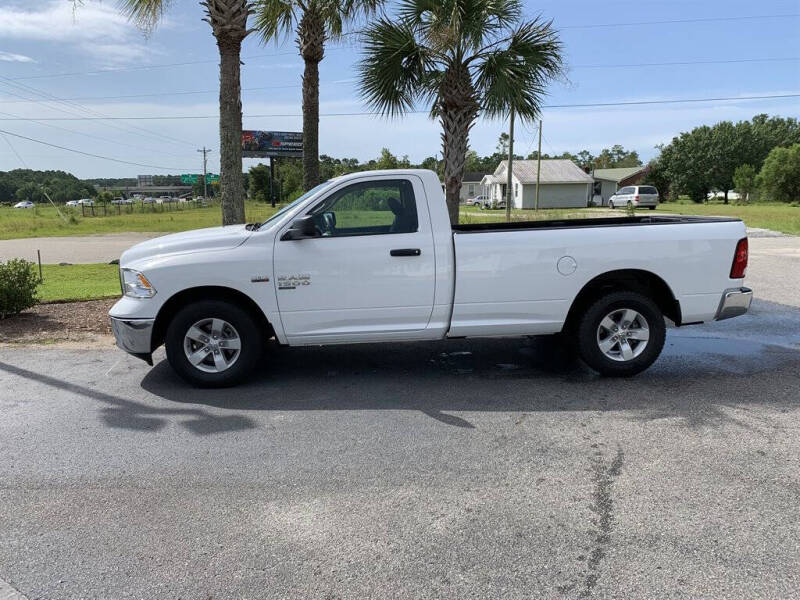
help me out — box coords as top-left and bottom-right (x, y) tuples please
(591, 166), (650, 206)
(480, 160), (594, 209)
(458, 172), (488, 202)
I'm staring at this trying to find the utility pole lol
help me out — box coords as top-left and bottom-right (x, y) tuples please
(505, 107), (515, 223)
(534, 121), (542, 211)
(197, 147), (211, 199)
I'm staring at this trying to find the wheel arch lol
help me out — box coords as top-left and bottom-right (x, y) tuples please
(151, 286), (274, 351)
(562, 269), (681, 333)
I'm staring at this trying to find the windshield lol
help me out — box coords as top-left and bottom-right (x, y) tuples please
(259, 181), (333, 229)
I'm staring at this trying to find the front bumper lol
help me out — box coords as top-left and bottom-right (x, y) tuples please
(715, 287), (753, 321)
(110, 317), (155, 365)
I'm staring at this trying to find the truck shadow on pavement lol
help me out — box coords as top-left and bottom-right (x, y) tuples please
(138, 331), (800, 431)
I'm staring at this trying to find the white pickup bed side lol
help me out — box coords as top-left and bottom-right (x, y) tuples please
(449, 219), (746, 337)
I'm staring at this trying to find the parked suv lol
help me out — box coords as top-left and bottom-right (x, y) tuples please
(609, 185), (659, 210)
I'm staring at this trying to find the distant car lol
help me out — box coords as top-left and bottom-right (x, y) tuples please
(142, 197), (157, 204)
(464, 195), (489, 207)
(111, 198), (133, 205)
(609, 185), (659, 210)
(480, 198), (507, 210)
(14, 201), (34, 209)
(65, 200), (79, 207)
(160, 196), (178, 203)
(77, 198), (94, 206)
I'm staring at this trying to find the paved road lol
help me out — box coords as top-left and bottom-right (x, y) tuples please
(0, 240), (799, 598)
(0, 233), (159, 264)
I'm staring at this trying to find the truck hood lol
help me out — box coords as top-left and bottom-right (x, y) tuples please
(120, 225), (252, 265)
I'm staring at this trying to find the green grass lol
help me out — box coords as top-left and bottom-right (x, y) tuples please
(653, 202), (800, 235)
(4, 199), (798, 240)
(37, 263), (120, 303)
(0, 201), (281, 240)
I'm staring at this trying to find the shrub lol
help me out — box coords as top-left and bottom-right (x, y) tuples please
(0, 259), (39, 318)
(757, 143), (800, 203)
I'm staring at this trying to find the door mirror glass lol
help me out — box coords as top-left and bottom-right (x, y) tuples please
(281, 215), (319, 240)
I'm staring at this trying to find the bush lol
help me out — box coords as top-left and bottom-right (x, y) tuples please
(0, 259), (39, 318)
(757, 144), (800, 203)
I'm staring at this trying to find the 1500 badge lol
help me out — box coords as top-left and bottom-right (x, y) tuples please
(278, 274), (311, 290)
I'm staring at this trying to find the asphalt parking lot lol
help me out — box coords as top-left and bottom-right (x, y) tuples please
(1, 237), (799, 599)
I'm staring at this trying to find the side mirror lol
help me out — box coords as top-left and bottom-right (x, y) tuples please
(281, 215), (319, 240)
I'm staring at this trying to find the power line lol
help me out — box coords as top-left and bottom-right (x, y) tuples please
(571, 57), (800, 69)
(0, 79), (357, 104)
(0, 128), (194, 171)
(2, 56), (796, 105)
(1, 132), (29, 168)
(0, 76), (198, 149)
(0, 93), (796, 121)
(559, 13), (800, 30)
(3, 13), (796, 83)
(3, 47), (349, 82)
(0, 108), (192, 160)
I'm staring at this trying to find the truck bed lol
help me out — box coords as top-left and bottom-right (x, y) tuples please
(452, 214), (741, 233)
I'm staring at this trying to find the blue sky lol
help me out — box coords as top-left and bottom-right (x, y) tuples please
(0, 0), (798, 178)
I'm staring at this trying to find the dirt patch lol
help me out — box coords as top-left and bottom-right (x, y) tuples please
(0, 299), (117, 346)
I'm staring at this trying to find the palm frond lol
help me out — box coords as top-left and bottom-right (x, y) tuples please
(252, 0), (297, 43)
(116, 0), (173, 33)
(357, 18), (434, 117)
(474, 18), (563, 121)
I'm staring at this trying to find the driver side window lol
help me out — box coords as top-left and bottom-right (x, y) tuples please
(309, 179), (418, 237)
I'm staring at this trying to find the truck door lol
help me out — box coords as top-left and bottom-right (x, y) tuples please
(273, 175), (436, 344)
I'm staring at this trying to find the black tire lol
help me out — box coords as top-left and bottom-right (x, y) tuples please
(648, 206), (656, 210)
(165, 300), (262, 388)
(576, 291), (666, 377)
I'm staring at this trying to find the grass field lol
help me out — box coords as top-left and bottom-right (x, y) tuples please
(2, 200), (798, 240)
(38, 263), (120, 303)
(0, 201), (280, 240)
(653, 203), (800, 235)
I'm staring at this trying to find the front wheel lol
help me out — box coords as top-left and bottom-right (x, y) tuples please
(165, 300), (262, 387)
(576, 291), (666, 377)
(648, 206), (657, 210)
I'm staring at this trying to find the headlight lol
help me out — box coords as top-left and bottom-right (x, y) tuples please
(121, 268), (157, 298)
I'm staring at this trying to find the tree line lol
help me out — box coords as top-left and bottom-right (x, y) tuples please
(0, 170), (95, 205)
(647, 114), (800, 203)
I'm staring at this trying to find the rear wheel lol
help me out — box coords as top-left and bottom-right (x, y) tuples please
(576, 291), (666, 377)
(648, 206), (656, 210)
(165, 300), (262, 387)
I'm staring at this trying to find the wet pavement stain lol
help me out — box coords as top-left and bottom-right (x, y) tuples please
(580, 445), (624, 598)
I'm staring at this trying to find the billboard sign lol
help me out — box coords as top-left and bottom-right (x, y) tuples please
(242, 130), (303, 158)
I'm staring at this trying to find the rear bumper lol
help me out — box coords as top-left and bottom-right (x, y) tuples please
(110, 317), (154, 365)
(715, 287), (753, 321)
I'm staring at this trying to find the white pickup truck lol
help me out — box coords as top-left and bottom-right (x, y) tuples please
(110, 169), (752, 387)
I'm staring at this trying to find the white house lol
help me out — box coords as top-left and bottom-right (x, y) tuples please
(480, 160), (594, 209)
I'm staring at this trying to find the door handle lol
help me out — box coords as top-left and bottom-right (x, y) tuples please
(390, 248), (421, 257)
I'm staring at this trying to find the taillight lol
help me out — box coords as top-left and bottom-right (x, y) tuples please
(634, 195), (640, 202)
(730, 237), (748, 279)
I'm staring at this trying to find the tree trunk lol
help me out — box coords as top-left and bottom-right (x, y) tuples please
(302, 57), (320, 190)
(217, 37), (246, 225)
(724, 189), (729, 204)
(298, 10), (324, 191)
(440, 66), (479, 226)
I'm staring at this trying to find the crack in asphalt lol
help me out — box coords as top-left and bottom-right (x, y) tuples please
(579, 445), (624, 598)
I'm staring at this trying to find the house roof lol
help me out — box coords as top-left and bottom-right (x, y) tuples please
(493, 160), (594, 184)
(592, 166), (647, 182)
(462, 171), (486, 183)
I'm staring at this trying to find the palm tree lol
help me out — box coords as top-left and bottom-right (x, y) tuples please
(254, 0), (383, 191)
(116, 0), (252, 225)
(358, 0), (563, 224)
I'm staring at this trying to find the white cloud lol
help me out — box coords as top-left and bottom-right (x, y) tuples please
(0, 50), (35, 63)
(0, 0), (153, 64)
